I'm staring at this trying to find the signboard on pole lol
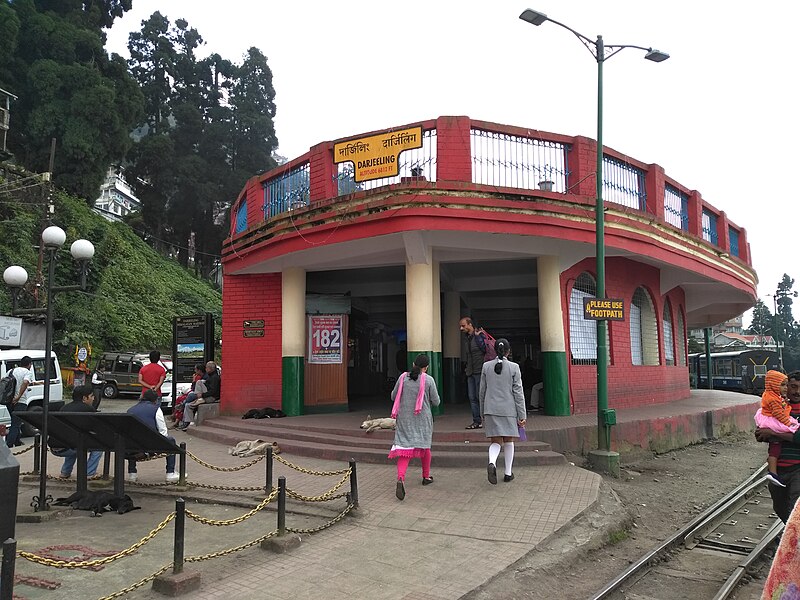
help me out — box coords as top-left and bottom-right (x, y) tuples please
(333, 126), (423, 182)
(308, 315), (343, 364)
(172, 314), (215, 387)
(583, 298), (625, 321)
(0, 315), (22, 347)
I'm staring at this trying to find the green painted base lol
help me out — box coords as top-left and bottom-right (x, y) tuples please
(408, 350), (443, 416)
(588, 450), (620, 478)
(542, 351), (569, 416)
(281, 356), (304, 417)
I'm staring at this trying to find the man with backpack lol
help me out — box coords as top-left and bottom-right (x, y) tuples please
(460, 317), (490, 430)
(3, 356), (34, 447)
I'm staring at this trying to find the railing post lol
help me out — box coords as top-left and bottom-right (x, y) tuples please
(173, 498), (185, 575)
(32, 434), (40, 475)
(265, 445), (273, 495)
(179, 442), (187, 486)
(349, 459), (359, 509)
(277, 476), (286, 536)
(1, 538), (16, 600)
(102, 450), (110, 479)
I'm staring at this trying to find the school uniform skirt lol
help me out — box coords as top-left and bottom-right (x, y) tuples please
(483, 414), (519, 438)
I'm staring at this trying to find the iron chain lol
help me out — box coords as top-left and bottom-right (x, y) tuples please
(188, 450), (264, 472)
(274, 454), (352, 476)
(185, 490), (278, 526)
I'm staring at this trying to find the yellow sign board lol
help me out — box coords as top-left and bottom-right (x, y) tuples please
(583, 298), (625, 321)
(333, 126), (423, 182)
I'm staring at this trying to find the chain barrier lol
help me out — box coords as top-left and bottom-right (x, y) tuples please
(185, 489), (279, 526)
(187, 450), (264, 472)
(185, 530), (278, 562)
(286, 503), (355, 534)
(19, 512), (176, 569)
(12, 444), (34, 455)
(286, 471), (351, 503)
(97, 564), (172, 600)
(185, 480), (265, 492)
(274, 454), (352, 477)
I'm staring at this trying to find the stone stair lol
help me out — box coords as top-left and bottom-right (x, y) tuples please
(183, 415), (566, 467)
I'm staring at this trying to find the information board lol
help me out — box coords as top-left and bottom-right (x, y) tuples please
(582, 298), (625, 321)
(172, 314), (215, 385)
(308, 315), (343, 364)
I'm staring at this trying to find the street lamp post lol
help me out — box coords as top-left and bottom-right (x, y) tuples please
(3, 226), (94, 511)
(519, 9), (668, 475)
(767, 294), (784, 370)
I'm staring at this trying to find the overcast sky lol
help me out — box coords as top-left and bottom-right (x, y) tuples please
(105, 1), (798, 324)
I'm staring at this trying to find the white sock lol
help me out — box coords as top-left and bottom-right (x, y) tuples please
(489, 443), (501, 465)
(503, 442), (515, 476)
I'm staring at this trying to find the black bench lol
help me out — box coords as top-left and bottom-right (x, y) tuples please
(17, 412), (184, 497)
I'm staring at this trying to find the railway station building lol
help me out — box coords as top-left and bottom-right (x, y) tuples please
(219, 116), (757, 418)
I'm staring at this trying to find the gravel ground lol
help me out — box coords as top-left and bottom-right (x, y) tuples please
(466, 430), (772, 600)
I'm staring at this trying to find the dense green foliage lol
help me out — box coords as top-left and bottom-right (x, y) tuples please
(125, 12), (278, 275)
(0, 182), (221, 359)
(0, 0), (143, 200)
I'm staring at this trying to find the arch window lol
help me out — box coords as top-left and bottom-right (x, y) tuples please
(569, 273), (610, 365)
(663, 301), (675, 366)
(630, 287), (659, 366)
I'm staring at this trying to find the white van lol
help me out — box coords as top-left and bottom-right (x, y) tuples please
(0, 349), (64, 438)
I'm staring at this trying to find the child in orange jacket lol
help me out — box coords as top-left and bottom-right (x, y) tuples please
(755, 370), (797, 487)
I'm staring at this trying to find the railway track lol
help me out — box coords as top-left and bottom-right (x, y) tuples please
(590, 464), (782, 600)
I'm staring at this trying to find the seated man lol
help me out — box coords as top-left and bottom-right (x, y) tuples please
(127, 389), (179, 483)
(49, 384), (103, 478)
(177, 361), (220, 431)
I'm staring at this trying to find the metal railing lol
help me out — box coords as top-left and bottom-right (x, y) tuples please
(603, 155), (646, 211)
(664, 184), (689, 230)
(263, 162), (310, 219)
(702, 209), (718, 244)
(470, 128), (569, 192)
(729, 227), (740, 257)
(234, 200), (247, 234)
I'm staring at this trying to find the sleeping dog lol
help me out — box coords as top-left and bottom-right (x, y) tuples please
(360, 416), (396, 433)
(54, 490), (140, 517)
(242, 407), (287, 419)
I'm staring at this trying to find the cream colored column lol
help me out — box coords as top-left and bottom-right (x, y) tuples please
(406, 259), (443, 415)
(537, 256), (569, 415)
(281, 267), (306, 415)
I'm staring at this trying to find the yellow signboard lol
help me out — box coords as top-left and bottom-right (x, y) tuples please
(333, 126), (423, 183)
(583, 298), (625, 321)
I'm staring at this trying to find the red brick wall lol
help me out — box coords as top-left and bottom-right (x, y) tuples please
(221, 273), (283, 415)
(563, 258), (690, 415)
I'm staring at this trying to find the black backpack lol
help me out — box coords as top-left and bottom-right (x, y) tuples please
(0, 368), (17, 405)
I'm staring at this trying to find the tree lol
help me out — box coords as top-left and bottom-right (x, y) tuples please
(748, 298), (773, 340)
(775, 274), (799, 347)
(1, 0), (143, 200)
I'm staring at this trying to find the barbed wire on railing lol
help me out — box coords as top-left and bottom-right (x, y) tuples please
(187, 450), (265, 472)
(19, 512), (176, 568)
(185, 490), (278, 526)
(286, 471), (351, 503)
(273, 454), (352, 477)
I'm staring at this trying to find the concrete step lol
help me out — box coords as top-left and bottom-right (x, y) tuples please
(184, 422), (566, 467)
(202, 418), (553, 454)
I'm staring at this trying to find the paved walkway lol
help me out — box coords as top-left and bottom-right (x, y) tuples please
(6, 389), (757, 600)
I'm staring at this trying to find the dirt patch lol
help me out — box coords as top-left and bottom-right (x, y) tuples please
(464, 431), (770, 600)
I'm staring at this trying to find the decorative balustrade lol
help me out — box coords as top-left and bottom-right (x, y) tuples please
(232, 116), (747, 264)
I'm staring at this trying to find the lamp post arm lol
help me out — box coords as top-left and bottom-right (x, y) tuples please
(604, 43), (657, 60)
(539, 16), (598, 59)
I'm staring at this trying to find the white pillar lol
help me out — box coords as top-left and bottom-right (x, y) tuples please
(537, 256), (565, 353)
(282, 267), (306, 357)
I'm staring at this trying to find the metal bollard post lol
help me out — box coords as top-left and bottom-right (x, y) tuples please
(179, 443), (187, 486)
(1, 538), (16, 600)
(265, 445), (273, 494)
(173, 498), (185, 575)
(32, 434), (41, 475)
(277, 476), (286, 536)
(349, 459), (359, 508)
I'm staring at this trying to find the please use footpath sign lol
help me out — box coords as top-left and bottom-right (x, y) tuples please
(583, 297), (625, 321)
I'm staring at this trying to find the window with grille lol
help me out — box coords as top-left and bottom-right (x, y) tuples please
(676, 310), (687, 366)
(663, 301), (674, 366)
(630, 287), (659, 366)
(569, 273), (610, 365)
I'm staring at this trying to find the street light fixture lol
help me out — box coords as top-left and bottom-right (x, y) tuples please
(519, 8), (669, 475)
(767, 293), (785, 370)
(3, 225), (94, 511)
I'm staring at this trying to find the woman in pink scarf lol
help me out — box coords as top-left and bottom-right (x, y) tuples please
(388, 353), (441, 501)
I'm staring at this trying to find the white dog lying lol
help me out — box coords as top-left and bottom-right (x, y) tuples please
(360, 416), (396, 433)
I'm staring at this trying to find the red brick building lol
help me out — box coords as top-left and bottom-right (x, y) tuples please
(220, 116), (756, 418)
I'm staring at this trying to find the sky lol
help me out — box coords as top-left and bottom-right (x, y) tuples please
(104, 1), (799, 325)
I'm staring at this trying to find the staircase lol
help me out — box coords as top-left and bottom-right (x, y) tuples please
(184, 411), (566, 467)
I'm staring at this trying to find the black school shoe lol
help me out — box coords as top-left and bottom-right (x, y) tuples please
(422, 477), (434, 485)
(487, 463), (497, 485)
(503, 473), (515, 482)
(396, 480), (406, 500)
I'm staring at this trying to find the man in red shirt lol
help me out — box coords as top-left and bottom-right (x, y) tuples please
(138, 350), (166, 398)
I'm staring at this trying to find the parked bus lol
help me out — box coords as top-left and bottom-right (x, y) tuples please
(688, 349), (780, 395)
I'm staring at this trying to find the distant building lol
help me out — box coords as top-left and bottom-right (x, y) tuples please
(711, 332), (781, 351)
(94, 167), (141, 221)
(0, 87), (18, 159)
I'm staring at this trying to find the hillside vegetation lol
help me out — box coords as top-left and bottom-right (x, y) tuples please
(0, 185), (222, 359)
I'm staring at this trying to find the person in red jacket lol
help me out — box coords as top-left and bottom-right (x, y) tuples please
(138, 350), (166, 398)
